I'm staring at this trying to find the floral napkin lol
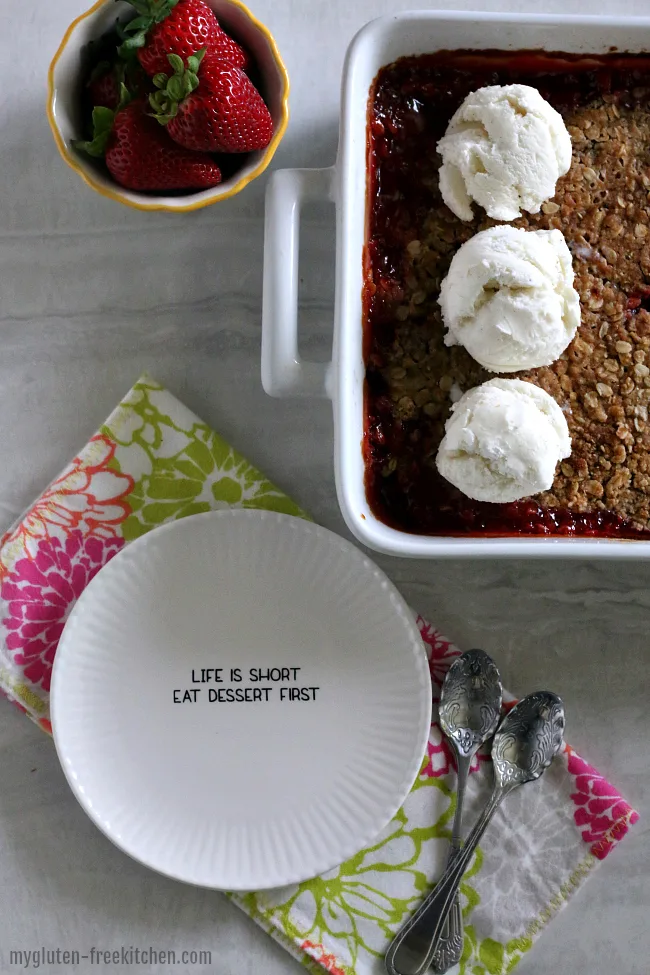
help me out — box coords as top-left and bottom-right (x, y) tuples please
(0, 374), (638, 975)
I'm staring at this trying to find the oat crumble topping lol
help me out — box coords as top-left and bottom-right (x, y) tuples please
(366, 58), (650, 532)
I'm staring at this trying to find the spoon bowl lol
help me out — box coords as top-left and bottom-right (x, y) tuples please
(492, 691), (566, 788)
(439, 649), (502, 758)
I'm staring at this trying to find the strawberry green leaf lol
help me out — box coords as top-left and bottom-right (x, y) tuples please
(92, 104), (115, 133)
(116, 0), (181, 59)
(116, 81), (132, 113)
(148, 92), (163, 113)
(116, 18), (139, 41)
(123, 0), (180, 19)
(149, 50), (205, 125)
(166, 53), (185, 74)
(115, 20), (138, 58)
(151, 0), (180, 23)
(73, 106), (115, 158)
(167, 75), (184, 100)
(150, 112), (177, 125)
(148, 92), (179, 123)
(121, 15), (151, 32)
(118, 29), (147, 56)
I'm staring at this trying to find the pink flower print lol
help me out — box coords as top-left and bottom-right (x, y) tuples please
(567, 747), (639, 860)
(1, 531), (124, 692)
(300, 942), (347, 975)
(416, 618), (460, 691)
(0, 435), (132, 581)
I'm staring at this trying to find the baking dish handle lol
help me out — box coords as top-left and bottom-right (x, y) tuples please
(262, 166), (336, 398)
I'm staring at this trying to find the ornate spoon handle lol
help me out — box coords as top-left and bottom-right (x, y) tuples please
(432, 752), (471, 973)
(385, 784), (513, 975)
(431, 880), (463, 973)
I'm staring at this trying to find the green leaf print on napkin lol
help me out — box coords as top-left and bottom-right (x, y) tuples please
(462, 928), (533, 975)
(237, 774), (485, 974)
(102, 375), (306, 538)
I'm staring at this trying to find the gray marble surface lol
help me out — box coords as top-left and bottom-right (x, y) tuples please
(1, 0), (649, 971)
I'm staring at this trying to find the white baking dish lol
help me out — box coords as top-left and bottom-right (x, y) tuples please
(262, 11), (650, 558)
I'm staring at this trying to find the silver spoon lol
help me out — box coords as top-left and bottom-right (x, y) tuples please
(385, 691), (565, 975)
(432, 650), (502, 973)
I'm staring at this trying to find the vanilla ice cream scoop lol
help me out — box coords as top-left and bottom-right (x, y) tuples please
(436, 378), (571, 503)
(436, 84), (572, 222)
(439, 225), (580, 372)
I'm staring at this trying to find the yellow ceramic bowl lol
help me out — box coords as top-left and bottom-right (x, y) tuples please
(47, 0), (289, 211)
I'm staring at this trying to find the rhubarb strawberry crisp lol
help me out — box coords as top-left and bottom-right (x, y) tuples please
(363, 50), (650, 537)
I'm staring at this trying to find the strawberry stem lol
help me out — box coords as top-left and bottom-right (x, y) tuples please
(149, 48), (206, 125)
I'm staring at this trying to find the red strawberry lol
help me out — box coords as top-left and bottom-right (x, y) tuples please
(119, 0), (248, 76)
(150, 50), (273, 153)
(107, 102), (222, 190)
(88, 64), (120, 110)
(86, 59), (148, 110)
(75, 94), (222, 192)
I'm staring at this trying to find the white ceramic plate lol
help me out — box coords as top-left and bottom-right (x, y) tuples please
(51, 510), (431, 890)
